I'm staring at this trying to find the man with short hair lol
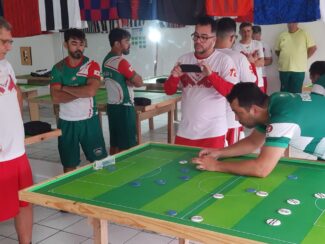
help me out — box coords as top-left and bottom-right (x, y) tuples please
(193, 82), (325, 177)
(252, 25), (273, 93)
(102, 28), (143, 155)
(215, 17), (256, 145)
(233, 22), (265, 92)
(0, 17), (33, 244)
(164, 16), (238, 148)
(51, 28), (107, 173)
(309, 61), (325, 95)
(275, 23), (317, 93)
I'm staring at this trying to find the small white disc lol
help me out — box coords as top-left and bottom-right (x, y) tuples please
(179, 160), (188, 164)
(314, 193), (325, 199)
(278, 208), (292, 216)
(266, 218), (281, 226)
(256, 191), (269, 197)
(287, 199), (300, 205)
(213, 193), (224, 199)
(191, 215), (203, 223)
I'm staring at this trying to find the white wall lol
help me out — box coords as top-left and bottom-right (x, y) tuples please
(7, 20), (325, 94)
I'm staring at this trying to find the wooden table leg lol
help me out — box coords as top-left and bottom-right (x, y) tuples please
(149, 118), (154, 130)
(178, 238), (190, 244)
(167, 104), (175, 144)
(89, 218), (108, 244)
(136, 113), (142, 145)
(26, 91), (40, 121)
(174, 101), (179, 121)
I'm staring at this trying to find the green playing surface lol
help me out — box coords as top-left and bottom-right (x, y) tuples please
(29, 143), (325, 243)
(30, 89), (181, 106)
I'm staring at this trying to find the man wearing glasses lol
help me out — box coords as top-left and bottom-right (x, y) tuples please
(0, 17), (33, 243)
(164, 16), (239, 148)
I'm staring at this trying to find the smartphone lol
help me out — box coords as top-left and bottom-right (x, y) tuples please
(179, 64), (202, 73)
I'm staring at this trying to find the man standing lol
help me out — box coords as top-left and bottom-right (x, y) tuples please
(252, 25), (273, 93)
(102, 28), (143, 155)
(51, 28), (107, 173)
(275, 23), (317, 93)
(164, 17), (238, 148)
(233, 22), (265, 92)
(215, 17), (256, 145)
(0, 17), (32, 243)
(193, 83), (325, 177)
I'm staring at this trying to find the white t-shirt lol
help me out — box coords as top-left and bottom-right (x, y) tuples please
(0, 59), (25, 161)
(176, 50), (239, 139)
(218, 48), (256, 128)
(233, 40), (264, 87)
(261, 41), (272, 77)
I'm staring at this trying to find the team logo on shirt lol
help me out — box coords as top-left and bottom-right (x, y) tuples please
(230, 68), (237, 77)
(266, 125), (273, 133)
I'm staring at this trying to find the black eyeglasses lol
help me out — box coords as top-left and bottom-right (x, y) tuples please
(0, 38), (14, 45)
(191, 33), (216, 42)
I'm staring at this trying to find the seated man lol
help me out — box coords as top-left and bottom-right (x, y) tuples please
(193, 82), (325, 178)
(309, 61), (325, 96)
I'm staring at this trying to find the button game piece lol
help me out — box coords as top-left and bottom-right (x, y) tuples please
(246, 188), (257, 193)
(287, 175), (298, 180)
(130, 181), (141, 187)
(179, 160), (188, 164)
(314, 193), (325, 199)
(287, 199), (300, 205)
(278, 208), (292, 215)
(191, 215), (203, 223)
(166, 210), (178, 216)
(213, 193), (224, 199)
(180, 168), (190, 173)
(256, 191), (269, 197)
(155, 179), (167, 185)
(266, 218), (281, 226)
(179, 175), (190, 181)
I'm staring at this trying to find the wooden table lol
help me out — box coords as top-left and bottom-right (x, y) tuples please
(24, 129), (61, 145)
(28, 89), (181, 144)
(20, 142), (325, 244)
(16, 75), (51, 85)
(19, 84), (46, 121)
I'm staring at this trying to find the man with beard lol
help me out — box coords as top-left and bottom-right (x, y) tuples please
(164, 16), (238, 148)
(50, 28), (107, 173)
(102, 28), (143, 154)
(192, 82), (325, 177)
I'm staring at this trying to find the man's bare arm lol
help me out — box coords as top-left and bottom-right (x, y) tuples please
(199, 129), (266, 159)
(62, 78), (101, 98)
(307, 45), (317, 58)
(129, 72), (143, 87)
(193, 146), (286, 178)
(50, 84), (78, 104)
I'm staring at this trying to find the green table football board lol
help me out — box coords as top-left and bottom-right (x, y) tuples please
(30, 89), (180, 106)
(27, 143), (325, 243)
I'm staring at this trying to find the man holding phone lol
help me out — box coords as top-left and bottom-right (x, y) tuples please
(164, 16), (239, 148)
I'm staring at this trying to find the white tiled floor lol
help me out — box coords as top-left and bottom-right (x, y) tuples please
(0, 99), (317, 244)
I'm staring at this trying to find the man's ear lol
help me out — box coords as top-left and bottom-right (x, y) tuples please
(251, 104), (261, 115)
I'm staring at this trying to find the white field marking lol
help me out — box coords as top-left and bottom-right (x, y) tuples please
(138, 168), (162, 179)
(313, 198), (325, 228)
(181, 177), (243, 219)
(197, 176), (260, 197)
